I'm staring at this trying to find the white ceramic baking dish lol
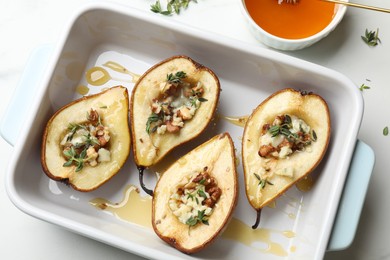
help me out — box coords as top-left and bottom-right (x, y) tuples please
(1, 2), (374, 260)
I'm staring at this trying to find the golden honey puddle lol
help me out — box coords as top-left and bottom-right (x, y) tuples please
(86, 67), (112, 86)
(296, 175), (315, 192)
(222, 218), (294, 256)
(90, 185), (152, 228)
(76, 61), (141, 95)
(90, 185), (300, 257)
(76, 85), (89, 96)
(103, 61), (140, 82)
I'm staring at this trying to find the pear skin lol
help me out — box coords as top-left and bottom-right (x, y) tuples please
(152, 133), (238, 254)
(242, 88), (331, 227)
(41, 86), (131, 191)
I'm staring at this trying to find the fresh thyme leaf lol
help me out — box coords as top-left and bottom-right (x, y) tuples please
(151, 0), (197, 15)
(285, 114), (292, 124)
(79, 148), (87, 160)
(89, 135), (100, 146)
(146, 112), (163, 134)
(151, 1), (171, 15)
(167, 71), (186, 83)
(198, 97), (208, 102)
(169, 0), (181, 14)
(187, 193), (195, 201)
(268, 125), (280, 137)
(63, 160), (73, 167)
(311, 130), (317, 142)
(253, 173), (273, 189)
(63, 148), (74, 159)
(62, 145), (87, 172)
(66, 123), (85, 141)
(186, 216), (198, 226)
(384, 126), (389, 136)
(185, 209), (209, 227)
(361, 28), (381, 47)
(75, 161), (84, 172)
(197, 189), (207, 199)
(69, 146), (77, 157)
(198, 210), (209, 225)
(359, 84), (370, 91)
(267, 115), (301, 141)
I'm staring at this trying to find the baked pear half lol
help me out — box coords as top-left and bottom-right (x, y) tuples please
(41, 86), (131, 191)
(130, 56), (220, 173)
(242, 88), (331, 228)
(152, 133), (238, 254)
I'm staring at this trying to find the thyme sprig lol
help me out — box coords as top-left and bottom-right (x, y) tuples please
(150, 0), (171, 15)
(359, 84), (370, 91)
(167, 71), (187, 84)
(63, 146), (87, 172)
(186, 209), (209, 227)
(268, 115), (299, 141)
(146, 112), (164, 134)
(361, 28), (381, 46)
(84, 133), (100, 147)
(188, 95), (208, 107)
(66, 123), (86, 142)
(197, 188), (208, 199)
(254, 173), (273, 189)
(151, 0), (197, 16)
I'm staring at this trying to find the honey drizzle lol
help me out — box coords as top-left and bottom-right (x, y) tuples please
(76, 85), (90, 95)
(86, 67), (111, 86)
(85, 62), (141, 87)
(103, 61), (140, 83)
(296, 175), (315, 192)
(222, 218), (290, 256)
(89, 185), (298, 256)
(223, 115), (249, 127)
(90, 185), (152, 228)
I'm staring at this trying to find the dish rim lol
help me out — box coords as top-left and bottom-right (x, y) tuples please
(4, 2), (364, 259)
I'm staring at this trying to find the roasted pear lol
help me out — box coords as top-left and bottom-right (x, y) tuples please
(41, 86), (131, 191)
(152, 133), (238, 254)
(130, 56), (220, 194)
(242, 88), (331, 228)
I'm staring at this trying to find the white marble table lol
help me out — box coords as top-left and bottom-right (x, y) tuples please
(1, 0), (389, 259)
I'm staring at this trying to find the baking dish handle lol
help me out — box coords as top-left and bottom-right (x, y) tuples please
(327, 140), (375, 251)
(0, 45), (52, 146)
(0, 45), (375, 252)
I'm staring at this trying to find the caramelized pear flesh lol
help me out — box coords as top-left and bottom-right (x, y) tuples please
(242, 88), (331, 213)
(131, 56), (220, 168)
(152, 133), (238, 254)
(41, 86), (131, 191)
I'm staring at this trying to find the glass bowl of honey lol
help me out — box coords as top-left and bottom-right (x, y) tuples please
(240, 0), (348, 51)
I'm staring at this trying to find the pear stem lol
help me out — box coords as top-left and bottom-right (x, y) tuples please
(252, 209), (262, 229)
(138, 166), (154, 196)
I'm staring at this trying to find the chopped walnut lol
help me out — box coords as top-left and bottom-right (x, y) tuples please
(146, 71), (207, 135)
(168, 167), (222, 226)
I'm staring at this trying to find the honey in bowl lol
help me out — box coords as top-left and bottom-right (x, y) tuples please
(244, 0), (337, 39)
